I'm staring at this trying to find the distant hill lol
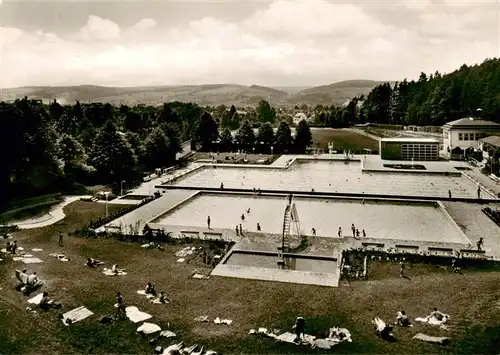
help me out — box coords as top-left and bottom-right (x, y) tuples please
(0, 80), (389, 107)
(287, 80), (392, 106)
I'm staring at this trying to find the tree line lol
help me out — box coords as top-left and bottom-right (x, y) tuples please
(315, 58), (500, 127)
(0, 98), (312, 210)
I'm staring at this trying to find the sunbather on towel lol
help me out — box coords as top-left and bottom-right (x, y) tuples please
(39, 292), (62, 311)
(328, 327), (347, 341)
(111, 264), (124, 274)
(158, 291), (170, 304)
(145, 282), (157, 296)
(87, 258), (103, 268)
(27, 272), (39, 287)
(396, 310), (410, 327)
(428, 308), (447, 322)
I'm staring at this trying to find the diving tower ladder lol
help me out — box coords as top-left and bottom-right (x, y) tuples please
(278, 197), (301, 268)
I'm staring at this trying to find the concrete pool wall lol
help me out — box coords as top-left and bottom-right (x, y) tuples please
(148, 192), (472, 245)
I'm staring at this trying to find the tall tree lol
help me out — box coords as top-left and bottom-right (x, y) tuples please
(274, 121), (293, 153)
(90, 121), (137, 182)
(294, 120), (313, 153)
(195, 112), (219, 150)
(143, 127), (174, 169)
(256, 122), (275, 144)
(219, 128), (233, 151)
(257, 100), (276, 123)
(236, 120), (255, 146)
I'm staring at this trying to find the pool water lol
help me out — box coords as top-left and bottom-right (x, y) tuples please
(224, 251), (337, 273)
(173, 161), (478, 198)
(155, 194), (471, 244)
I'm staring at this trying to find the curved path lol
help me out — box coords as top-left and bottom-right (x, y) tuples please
(9, 195), (92, 229)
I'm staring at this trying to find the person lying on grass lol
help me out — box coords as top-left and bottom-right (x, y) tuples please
(427, 308), (447, 322)
(40, 292), (62, 311)
(86, 258), (104, 268)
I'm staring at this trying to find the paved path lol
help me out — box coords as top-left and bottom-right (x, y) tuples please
(7, 195), (91, 229)
(97, 189), (196, 234)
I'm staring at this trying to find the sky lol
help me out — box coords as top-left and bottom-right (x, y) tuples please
(0, 0), (499, 88)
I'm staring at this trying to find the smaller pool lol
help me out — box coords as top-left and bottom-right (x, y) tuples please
(224, 251), (337, 273)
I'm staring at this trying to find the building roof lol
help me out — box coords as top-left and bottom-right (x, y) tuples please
(479, 135), (500, 148)
(443, 118), (500, 128)
(380, 138), (439, 143)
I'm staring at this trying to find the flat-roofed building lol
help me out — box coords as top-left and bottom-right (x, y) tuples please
(442, 118), (500, 159)
(379, 138), (439, 161)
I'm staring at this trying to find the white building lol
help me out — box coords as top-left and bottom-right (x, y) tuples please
(442, 118), (500, 158)
(292, 112), (308, 125)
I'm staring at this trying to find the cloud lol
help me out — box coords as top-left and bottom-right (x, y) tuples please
(74, 15), (121, 41)
(130, 18), (156, 32)
(1, 1), (499, 88)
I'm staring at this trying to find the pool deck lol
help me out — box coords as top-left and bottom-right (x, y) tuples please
(96, 189), (197, 233)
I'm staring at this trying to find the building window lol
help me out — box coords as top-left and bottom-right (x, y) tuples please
(458, 133), (463, 141)
(464, 133), (469, 141)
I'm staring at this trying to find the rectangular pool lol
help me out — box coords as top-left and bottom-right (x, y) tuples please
(224, 251), (337, 273)
(171, 160), (479, 198)
(154, 193), (471, 244)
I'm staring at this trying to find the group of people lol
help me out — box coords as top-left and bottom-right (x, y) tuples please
(373, 307), (448, 339)
(18, 269), (42, 289)
(145, 282), (170, 303)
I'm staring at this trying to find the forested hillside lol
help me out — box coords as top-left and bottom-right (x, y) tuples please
(317, 58), (500, 127)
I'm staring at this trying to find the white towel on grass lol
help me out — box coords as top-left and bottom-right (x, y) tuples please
(27, 293), (43, 305)
(61, 306), (93, 325)
(137, 322), (161, 334)
(125, 306), (152, 323)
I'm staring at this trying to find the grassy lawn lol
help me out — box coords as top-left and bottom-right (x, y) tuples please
(0, 194), (64, 224)
(1, 202), (500, 354)
(311, 129), (379, 152)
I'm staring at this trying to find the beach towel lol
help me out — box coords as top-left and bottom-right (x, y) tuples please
(137, 322), (161, 334)
(27, 293), (43, 305)
(125, 306), (152, 323)
(192, 273), (210, 280)
(49, 253), (70, 262)
(61, 306), (94, 326)
(159, 330), (176, 338)
(413, 333), (450, 345)
(416, 314), (450, 326)
(32, 248), (43, 252)
(102, 268), (127, 276)
(22, 257), (44, 264)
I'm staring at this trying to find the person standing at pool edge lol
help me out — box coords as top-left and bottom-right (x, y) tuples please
(207, 216), (211, 229)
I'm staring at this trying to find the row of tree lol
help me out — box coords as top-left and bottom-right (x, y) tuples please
(195, 115), (312, 153)
(0, 97), (311, 209)
(315, 58), (500, 127)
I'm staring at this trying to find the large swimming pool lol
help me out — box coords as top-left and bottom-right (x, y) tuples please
(171, 160), (478, 198)
(154, 193), (471, 244)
